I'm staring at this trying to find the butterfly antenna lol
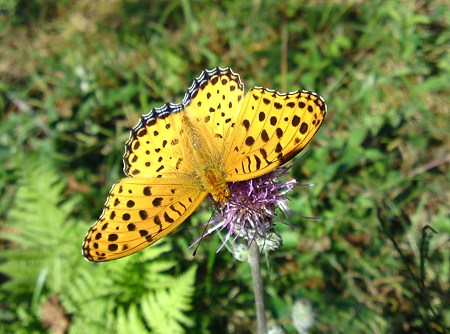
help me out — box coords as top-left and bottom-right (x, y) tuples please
(192, 209), (216, 257)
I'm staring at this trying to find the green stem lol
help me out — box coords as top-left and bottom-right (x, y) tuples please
(248, 241), (267, 334)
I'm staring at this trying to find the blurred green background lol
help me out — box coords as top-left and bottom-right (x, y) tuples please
(0, 1), (448, 333)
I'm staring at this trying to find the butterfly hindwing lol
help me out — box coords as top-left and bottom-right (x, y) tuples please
(124, 68), (244, 179)
(182, 68), (244, 158)
(123, 104), (188, 178)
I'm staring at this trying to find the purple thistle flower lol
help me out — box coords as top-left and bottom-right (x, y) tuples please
(193, 166), (298, 255)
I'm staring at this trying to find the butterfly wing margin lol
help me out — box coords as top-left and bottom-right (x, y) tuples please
(224, 87), (327, 181)
(82, 177), (207, 262)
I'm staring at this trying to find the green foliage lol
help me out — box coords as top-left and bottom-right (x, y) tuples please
(0, 164), (83, 302)
(63, 258), (197, 334)
(139, 266), (196, 333)
(1, 0), (448, 333)
(0, 164), (197, 333)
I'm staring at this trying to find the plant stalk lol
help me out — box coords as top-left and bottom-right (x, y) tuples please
(248, 241), (267, 334)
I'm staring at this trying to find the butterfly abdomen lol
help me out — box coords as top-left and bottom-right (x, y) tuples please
(178, 112), (231, 204)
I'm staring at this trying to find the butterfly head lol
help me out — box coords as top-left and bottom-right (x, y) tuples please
(210, 182), (230, 205)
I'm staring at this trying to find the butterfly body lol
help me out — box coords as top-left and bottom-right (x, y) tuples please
(163, 110), (231, 204)
(83, 68), (326, 262)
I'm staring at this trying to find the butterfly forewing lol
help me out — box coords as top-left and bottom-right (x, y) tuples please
(83, 177), (206, 261)
(224, 87), (326, 181)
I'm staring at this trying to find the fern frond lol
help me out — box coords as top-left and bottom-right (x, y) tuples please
(141, 265), (197, 334)
(116, 304), (149, 334)
(0, 165), (84, 293)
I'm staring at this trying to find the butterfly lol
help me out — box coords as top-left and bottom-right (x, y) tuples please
(82, 67), (326, 261)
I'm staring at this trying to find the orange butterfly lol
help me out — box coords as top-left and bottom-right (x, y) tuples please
(83, 68), (326, 261)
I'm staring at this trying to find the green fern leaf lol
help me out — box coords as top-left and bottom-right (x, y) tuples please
(117, 304), (149, 334)
(141, 265), (197, 334)
(0, 165), (84, 293)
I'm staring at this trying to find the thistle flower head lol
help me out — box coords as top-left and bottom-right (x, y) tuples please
(194, 167), (297, 254)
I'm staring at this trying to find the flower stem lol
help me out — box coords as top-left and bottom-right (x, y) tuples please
(248, 241), (267, 334)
